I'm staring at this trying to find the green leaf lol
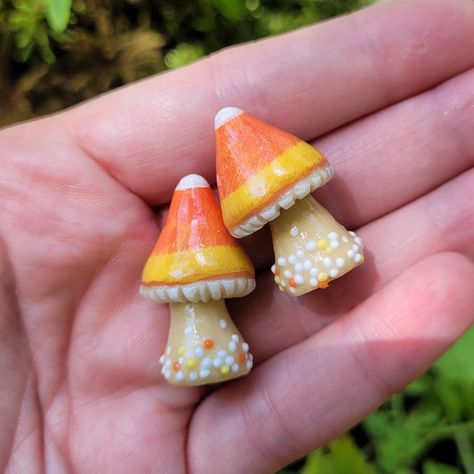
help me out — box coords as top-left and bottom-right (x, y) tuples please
(423, 459), (460, 474)
(45, 0), (72, 33)
(300, 435), (377, 474)
(435, 326), (474, 381)
(164, 43), (205, 68)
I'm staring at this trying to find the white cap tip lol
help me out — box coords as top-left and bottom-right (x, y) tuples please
(214, 107), (244, 129)
(175, 174), (210, 191)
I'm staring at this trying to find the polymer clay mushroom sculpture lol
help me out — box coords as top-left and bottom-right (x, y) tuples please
(215, 107), (364, 297)
(140, 174), (255, 386)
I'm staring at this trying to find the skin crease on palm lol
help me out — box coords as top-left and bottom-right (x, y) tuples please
(1, 0), (474, 472)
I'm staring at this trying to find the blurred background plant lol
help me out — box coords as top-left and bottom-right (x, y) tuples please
(1, 1), (473, 473)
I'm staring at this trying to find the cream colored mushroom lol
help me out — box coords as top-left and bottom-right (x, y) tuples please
(215, 107), (364, 297)
(140, 174), (255, 386)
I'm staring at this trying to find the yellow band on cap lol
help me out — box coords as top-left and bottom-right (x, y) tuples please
(142, 245), (254, 285)
(220, 141), (325, 230)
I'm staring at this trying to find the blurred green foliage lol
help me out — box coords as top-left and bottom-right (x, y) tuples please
(0, 1), (473, 473)
(0, 0), (372, 126)
(283, 327), (474, 474)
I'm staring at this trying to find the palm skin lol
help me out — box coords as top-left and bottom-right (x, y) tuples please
(1, 0), (474, 472)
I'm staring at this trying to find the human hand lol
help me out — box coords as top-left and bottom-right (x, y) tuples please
(1, 0), (473, 472)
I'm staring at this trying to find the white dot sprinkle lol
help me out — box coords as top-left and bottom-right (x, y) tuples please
(199, 369), (210, 378)
(231, 363), (239, 373)
(242, 342), (249, 352)
(354, 253), (363, 263)
(296, 249), (305, 259)
(217, 350), (227, 358)
(295, 262), (303, 273)
(219, 319), (227, 329)
(304, 260), (312, 270)
(290, 287), (297, 294)
(284, 270), (292, 279)
(231, 334), (239, 343)
(342, 236), (349, 244)
(329, 268), (339, 278)
(288, 255), (297, 264)
(355, 237), (363, 246)
(184, 326), (193, 335)
(166, 346), (171, 355)
(330, 240), (340, 249)
(352, 244), (359, 252)
(323, 257), (333, 268)
(295, 274), (304, 285)
(175, 372), (184, 381)
(164, 370), (171, 379)
(165, 359), (171, 368)
(194, 347), (204, 358)
(246, 360), (253, 370)
(349, 231), (356, 237)
(305, 240), (316, 251)
(277, 257), (287, 266)
(178, 356), (185, 364)
(161, 366), (166, 374)
(348, 250), (355, 258)
(213, 358), (222, 368)
(271, 264), (276, 274)
(201, 358), (211, 368)
(159, 355), (165, 364)
(290, 226), (299, 237)
(225, 356), (235, 366)
(310, 268), (318, 276)
(189, 372), (198, 381)
(328, 232), (338, 240)
(228, 341), (237, 352)
(335, 257), (345, 268)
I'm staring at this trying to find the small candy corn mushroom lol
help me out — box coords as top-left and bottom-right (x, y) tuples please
(215, 107), (364, 297)
(140, 174), (255, 386)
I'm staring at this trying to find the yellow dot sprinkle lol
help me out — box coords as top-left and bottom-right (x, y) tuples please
(317, 272), (329, 282)
(317, 238), (329, 250)
(220, 365), (230, 374)
(326, 247), (333, 254)
(275, 276), (281, 284)
(177, 346), (185, 356)
(186, 358), (198, 369)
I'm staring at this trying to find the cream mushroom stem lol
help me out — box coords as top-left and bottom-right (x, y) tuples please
(160, 299), (253, 386)
(269, 194), (365, 297)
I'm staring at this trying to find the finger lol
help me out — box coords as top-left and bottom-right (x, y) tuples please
(231, 168), (474, 361)
(188, 252), (474, 473)
(64, 0), (474, 203)
(233, 66), (474, 267)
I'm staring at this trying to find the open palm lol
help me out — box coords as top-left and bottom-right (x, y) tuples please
(1, 0), (474, 472)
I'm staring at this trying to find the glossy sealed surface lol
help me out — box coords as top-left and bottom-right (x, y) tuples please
(270, 195), (364, 296)
(160, 300), (253, 386)
(141, 179), (254, 287)
(215, 110), (328, 232)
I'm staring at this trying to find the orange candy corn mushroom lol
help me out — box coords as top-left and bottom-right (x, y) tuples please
(215, 107), (365, 297)
(141, 174), (255, 386)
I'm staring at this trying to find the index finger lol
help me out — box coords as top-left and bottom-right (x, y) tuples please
(64, 0), (474, 204)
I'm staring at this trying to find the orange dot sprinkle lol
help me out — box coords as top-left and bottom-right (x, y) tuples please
(318, 281), (329, 289)
(173, 362), (180, 371)
(288, 278), (297, 288)
(239, 352), (247, 363)
(203, 339), (214, 349)
(275, 268), (281, 276)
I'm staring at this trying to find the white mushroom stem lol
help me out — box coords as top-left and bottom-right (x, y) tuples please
(269, 194), (364, 297)
(160, 299), (253, 386)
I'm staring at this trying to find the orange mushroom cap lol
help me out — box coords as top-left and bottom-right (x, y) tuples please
(141, 174), (255, 303)
(215, 107), (333, 238)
